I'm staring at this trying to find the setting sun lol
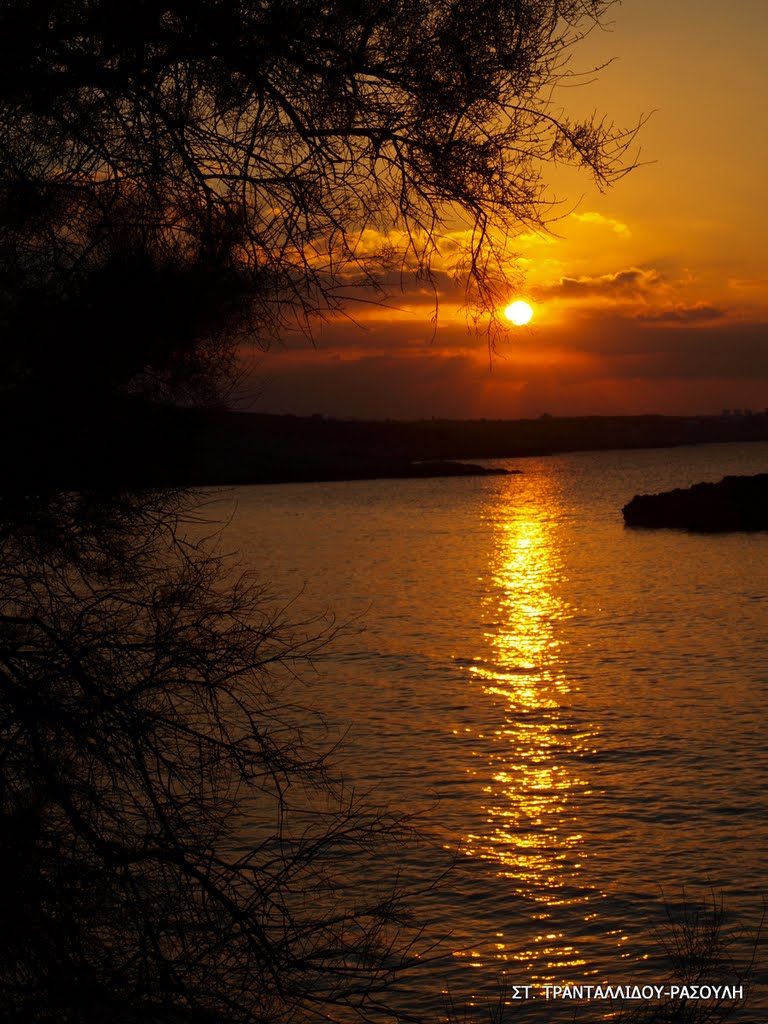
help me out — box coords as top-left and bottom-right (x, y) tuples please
(504, 300), (534, 326)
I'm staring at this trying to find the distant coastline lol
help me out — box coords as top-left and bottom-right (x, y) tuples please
(4, 399), (768, 491)
(149, 408), (768, 487)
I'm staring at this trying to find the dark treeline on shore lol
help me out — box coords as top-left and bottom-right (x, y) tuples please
(4, 397), (768, 490)
(194, 408), (768, 484)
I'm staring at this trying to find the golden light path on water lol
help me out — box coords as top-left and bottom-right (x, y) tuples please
(453, 475), (631, 990)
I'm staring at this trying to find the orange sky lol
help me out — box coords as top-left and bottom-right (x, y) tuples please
(244, 1), (768, 420)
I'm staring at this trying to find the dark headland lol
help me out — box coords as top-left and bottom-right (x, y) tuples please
(623, 474), (768, 532)
(3, 397), (768, 490)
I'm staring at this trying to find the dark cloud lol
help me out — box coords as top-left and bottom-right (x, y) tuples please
(334, 267), (464, 305)
(263, 312), (441, 354)
(633, 305), (727, 323)
(621, 322), (768, 379)
(245, 351), (484, 419)
(536, 267), (662, 299)
(562, 318), (768, 377)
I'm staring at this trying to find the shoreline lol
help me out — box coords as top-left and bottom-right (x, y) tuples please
(3, 403), (768, 492)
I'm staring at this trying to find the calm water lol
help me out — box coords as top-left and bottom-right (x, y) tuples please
(207, 443), (768, 1021)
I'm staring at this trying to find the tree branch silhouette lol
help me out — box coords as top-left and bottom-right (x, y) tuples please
(1, 0), (640, 405)
(0, 492), (431, 1022)
(0, 3), (644, 1020)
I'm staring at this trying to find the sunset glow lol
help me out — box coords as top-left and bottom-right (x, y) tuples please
(246, 1), (768, 421)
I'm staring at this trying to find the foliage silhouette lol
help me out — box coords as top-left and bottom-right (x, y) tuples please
(1, 0), (640, 406)
(0, 492), (430, 1022)
(0, 2), (645, 1021)
(614, 893), (763, 1024)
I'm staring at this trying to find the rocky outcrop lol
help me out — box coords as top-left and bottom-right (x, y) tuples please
(623, 474), (768, 532)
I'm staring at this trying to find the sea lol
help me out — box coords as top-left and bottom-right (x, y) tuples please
(203, 441), (768, 1022)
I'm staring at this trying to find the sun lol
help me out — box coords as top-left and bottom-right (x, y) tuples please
(504, 300), (534, 326)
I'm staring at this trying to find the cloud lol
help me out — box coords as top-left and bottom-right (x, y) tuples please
(728, 277), (768, 291)
(245, 351), (485, 420)
(569, 211), (631, 237)
(633, 304), (727, 323)
(309, 310), (474, 353)
(358, 267), (464, 301)
(557, 318), (768, 379)
(536, 267), (662, 299)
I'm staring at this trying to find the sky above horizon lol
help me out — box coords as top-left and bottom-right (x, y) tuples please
(242, 1), (768, 420)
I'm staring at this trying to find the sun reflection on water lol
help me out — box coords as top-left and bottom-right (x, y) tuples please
(454, 474), (622, 986)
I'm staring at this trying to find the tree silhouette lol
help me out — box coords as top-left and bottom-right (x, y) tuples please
(0, 492), (428, 1022)
(0, 3), (640, 1021)
(1, 0), (638, 405)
